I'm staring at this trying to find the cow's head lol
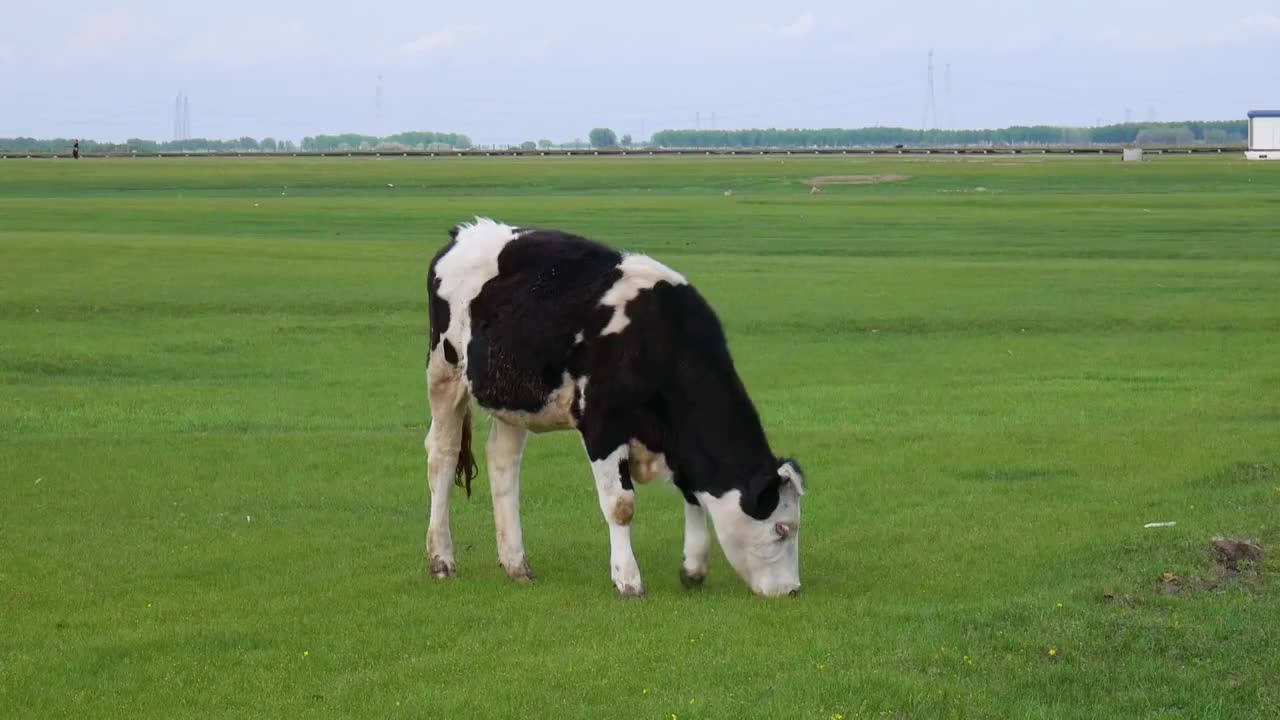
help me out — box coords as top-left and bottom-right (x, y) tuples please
(702, 459), (805, 597)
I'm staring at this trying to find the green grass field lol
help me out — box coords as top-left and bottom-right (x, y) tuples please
(2, 154), (1278, 719)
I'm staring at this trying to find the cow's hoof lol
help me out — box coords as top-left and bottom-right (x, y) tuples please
(616, 583), (645, 599)
(429, 557), (456, 579)
(503, 559), (535, 582)
(679, 568), (707, 590)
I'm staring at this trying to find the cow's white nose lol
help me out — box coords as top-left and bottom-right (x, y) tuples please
(754, 583), (801, 598)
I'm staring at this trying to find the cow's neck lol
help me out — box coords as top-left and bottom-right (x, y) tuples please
(667, 362), (774, 489)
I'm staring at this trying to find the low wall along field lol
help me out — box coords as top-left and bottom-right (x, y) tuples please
(1, 154), (1278, 718)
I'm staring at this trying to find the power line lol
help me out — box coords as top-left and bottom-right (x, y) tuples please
(923, 50), (938, 130)
(173, 91), (190, 141)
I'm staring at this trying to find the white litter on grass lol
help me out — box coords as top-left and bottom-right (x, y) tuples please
(387, 183), (396, 188)
(1144, 521), (1177, 528)
(34, 477), (43, 485)
(246, 515), (252, 523)
(253, 203), (260, 207)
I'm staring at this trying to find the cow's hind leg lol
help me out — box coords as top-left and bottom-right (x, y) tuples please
(487, 417), (533, 581)
(583, 440), (643, 598)
(425, 350), (475, 578)
(680, 497), (710, 589)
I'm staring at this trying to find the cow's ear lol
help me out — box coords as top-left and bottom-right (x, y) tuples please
(777, 459), (805, 496)
(448, 225), (461, 240)
(740, 470), (781, 520)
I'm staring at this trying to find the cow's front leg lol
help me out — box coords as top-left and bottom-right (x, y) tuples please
(585, 443), (643, 598)
(680, 498), (710, 589)
(487, 418), (533, 581)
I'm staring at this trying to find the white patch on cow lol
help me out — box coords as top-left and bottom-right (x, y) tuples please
(682, 501), (711, 581)
(575, 376), (588, 414)
(696, 486), (801, 597)
(489, 371), (578, 433)
(434, 217), (521, 366)
(599, 253), (687, 336)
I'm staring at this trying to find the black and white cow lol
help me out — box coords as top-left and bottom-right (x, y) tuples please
(424, 218), (806, 598)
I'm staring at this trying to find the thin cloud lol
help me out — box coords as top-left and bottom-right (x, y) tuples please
(393, 24), (485, 60)
(749, 13), (818, 39)
(781, 13), (817, 38)
(1096, 14), (1280, 50)
(1238, 13), (1280, 38)
(62, 12), (152, 63)
(175, 20), (312, 67)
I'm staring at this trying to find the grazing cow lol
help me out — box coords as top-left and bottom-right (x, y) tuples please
(424, 218), (805, 598)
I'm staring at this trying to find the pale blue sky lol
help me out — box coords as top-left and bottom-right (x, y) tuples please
(1, 1), (1276, 144)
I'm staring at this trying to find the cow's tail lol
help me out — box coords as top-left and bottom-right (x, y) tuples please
(455, 405), (478, 498)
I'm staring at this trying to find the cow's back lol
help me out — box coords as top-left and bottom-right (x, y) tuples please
(432, 221), (625, 418)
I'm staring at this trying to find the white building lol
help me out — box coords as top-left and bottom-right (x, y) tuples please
(1246, 110), (1280, 160)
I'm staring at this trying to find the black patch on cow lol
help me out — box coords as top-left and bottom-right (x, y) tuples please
(442, 339), (458, 365)
(570, 383), (584, 424)
(618, 458), (633, 491)
(740, 469), (782, 520)
(565, 339), (589, 378)
(465, 230), (623, 413)
(575, 280), (779, 506)
(679, 484), (700, 506)
(427, 238), (454, 356)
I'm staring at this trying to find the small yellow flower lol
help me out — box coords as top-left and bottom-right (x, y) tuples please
(642, 689), (649, 696)
(1048, 648), (1057, 657)
(1056, 602), (1063, 609)
(963, 655), (972, 666)
(303, 651), (309, 657)
(817, 663), (826, 671)
(833, 714), (844, 720)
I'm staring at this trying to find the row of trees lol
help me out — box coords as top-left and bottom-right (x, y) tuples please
(649, 121), (1247, 148)
(0, 131), (472, 154)
(2, 120), (1247, 154)
(300, 131), (471, 151)
(0, 136), (299, 153)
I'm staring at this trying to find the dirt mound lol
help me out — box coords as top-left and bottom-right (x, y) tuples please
(806, 174), (910, 186)
(1212, 538), (1263, 571)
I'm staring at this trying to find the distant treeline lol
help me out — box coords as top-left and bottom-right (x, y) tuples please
(300, 132), (472, 151)
(0, 137), (300, 153)
(0, 130), (472, 154)
(650, 121), (1247, 148)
